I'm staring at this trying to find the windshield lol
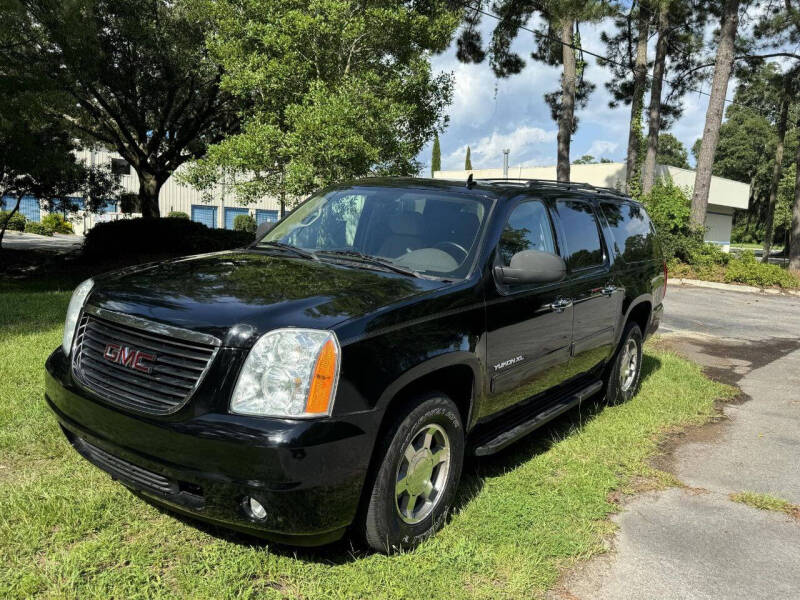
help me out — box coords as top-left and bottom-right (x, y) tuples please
(259, 185), (493, 279)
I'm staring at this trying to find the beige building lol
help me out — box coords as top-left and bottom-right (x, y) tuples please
(434, 162), (749, 247)
(1, 148), (283, 233)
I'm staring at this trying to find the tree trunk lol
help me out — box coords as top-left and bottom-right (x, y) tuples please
(761, 96), (789, 263)
(690, 0), (739, 228)
(641, 2), (669, 195)
(557, 18), (576, 183)
(138, 172), (163, 218)
(279, 189), (286, 219)
(789, 117), (800, 274)
(0, 195), (22, 251)
(625, 3), (650, 195)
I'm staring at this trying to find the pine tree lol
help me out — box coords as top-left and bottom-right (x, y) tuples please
(431, 133), (441, 176)
(465, 146), (473, 170)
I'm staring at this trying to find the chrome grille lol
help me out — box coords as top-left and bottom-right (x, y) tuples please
(72, 308), (218, 415)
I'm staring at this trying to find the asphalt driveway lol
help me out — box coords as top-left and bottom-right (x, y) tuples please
(553, 285), (800, 600)
(1, 231), (84, 252)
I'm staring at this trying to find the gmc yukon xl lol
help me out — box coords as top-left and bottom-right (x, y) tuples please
(45, 177), (665, 552)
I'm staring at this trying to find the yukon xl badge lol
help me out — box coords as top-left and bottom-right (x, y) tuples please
(103, 343), (156, 374)
(493, 355), (524, 371)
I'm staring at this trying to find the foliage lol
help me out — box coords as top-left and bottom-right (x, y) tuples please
(724, 251), (800, 289)
(0, 281), (732, 597)
(83, 218), (252, 260)
(233, 213), (256, 234)
(639, 178), (706, 262)
(41, 213), (74, 234)
(656, 133), (690, 169)
(432, 133), (442, 176)
(166, 211), (189, 220)
(0, 211), (26, 232)
(573, 154), (596, 164)
(10, 0), (239, 217)
(23, 221), (53, 236)
(183, 1), (456, 211)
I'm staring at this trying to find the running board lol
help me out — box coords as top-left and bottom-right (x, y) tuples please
(473, 380), (603, 456)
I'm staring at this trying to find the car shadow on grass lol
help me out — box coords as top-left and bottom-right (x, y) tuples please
(138, 353), (663, 566)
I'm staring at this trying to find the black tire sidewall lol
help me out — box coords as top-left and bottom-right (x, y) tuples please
(363, 394), (464, 552)
(607, 323), (643, 405)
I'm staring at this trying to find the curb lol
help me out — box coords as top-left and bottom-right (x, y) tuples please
(675, 278), (800, 297)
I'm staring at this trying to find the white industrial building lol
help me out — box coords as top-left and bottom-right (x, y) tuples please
(1, 148), (283, 233)
(434, 162), (750, 247)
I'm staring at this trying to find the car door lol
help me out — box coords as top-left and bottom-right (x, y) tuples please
(481, 197), (575, 420)
(552, 198), (623, 377)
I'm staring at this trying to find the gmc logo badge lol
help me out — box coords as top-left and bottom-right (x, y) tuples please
(103, 343), (156, 374)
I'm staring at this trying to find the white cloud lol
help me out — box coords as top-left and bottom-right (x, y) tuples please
(585, 140), (619, 159)
(444, 125), (557, 170)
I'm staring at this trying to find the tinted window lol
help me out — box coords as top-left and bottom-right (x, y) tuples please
(556, 200), (604, 270)
(600, 201), (654, 263)
(498, 200), (556, 266)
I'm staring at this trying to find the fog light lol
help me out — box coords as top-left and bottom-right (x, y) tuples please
(246, 496), (267, 520)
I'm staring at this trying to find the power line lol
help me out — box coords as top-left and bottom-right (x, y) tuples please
(461, 2), (780, 120)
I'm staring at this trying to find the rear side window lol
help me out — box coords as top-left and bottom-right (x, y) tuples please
(498, 200), (556, 266)
(600, 201), (655, 263)
(555, 200), (604, 270)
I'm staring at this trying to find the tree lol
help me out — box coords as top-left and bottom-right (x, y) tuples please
(456, 1), (614, 182)
(11, 0), (239, 218)
(573, 154), (596, 164)
(432, 134), (442, 177)
(0, 0), (119, 249)
(183, 1), (456, 216)
(656, 133), (690, 168)
(465, 146), (473, 170)
(760, 83), (791, 261)
(691, 0), (741, 227)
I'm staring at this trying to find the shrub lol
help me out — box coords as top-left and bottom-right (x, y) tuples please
(24, 221), (54, 236)
(724, 251), (800, 289)
(167, 211), (189, 219)
(0, 211), (26, 231)
(41, 213), (74, 234)
(688, 242), (730, 268)
(233, 213), (257, 234)
(639, 178), (704, 262)
(83, 217), (254, 260)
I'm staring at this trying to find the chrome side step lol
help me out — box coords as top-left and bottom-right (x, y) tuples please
(473, 380), (603, 456)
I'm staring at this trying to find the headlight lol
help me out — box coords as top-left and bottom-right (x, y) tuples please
(62, 278), (94, 356)
(230, 328), (340, 418)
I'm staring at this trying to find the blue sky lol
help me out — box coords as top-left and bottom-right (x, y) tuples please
(417, 13), (713, 173)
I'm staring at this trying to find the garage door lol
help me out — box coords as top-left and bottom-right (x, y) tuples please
(191, 205), (217, 229)
(18, 196), (41, 222)
(256, 209), (279, 225)
(224, 207), (250, 230)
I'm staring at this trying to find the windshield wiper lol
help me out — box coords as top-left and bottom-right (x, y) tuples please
(316, 250), (422, 278)
(257, 241), (317, 260)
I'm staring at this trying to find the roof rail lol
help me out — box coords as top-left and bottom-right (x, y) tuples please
(474, 178), (629, 198)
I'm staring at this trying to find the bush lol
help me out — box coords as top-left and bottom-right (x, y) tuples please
(0, 211), (26, 231)
(83, 217), (254, 259)
(724, 251), (800, 289)
(41, 213), (74, 234)
(233, 213), (257, 234)
(639, 178), (704, 262)
(24, 221), (54, 236)
(167, 211), (189, 219)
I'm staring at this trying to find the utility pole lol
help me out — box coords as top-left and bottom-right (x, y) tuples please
(503, 149), (510, 179)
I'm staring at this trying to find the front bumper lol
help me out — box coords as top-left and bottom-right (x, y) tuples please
(45, 348), (378, 546)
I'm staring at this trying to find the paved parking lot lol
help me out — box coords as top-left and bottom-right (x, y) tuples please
(1, 231), (84, 252)
(553, 285), (800, 600)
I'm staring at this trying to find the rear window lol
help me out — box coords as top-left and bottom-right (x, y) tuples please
(599, 201), (655, 263)
(555, 199), (605, 270)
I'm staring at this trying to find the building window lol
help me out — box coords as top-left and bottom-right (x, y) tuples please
(191, 205), (217, 229)
(256, 209), (279, 225)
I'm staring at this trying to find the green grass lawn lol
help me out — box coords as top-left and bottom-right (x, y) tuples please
(0, 280), (733, 599)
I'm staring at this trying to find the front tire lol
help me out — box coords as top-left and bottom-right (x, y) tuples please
(605, 322), (643, 405)
(362, 393), (464, 553)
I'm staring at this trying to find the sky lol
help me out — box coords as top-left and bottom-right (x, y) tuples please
(416, 11), (715, 174)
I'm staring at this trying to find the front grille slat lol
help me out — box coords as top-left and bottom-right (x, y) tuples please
(73, 312), (217, 415)
(76, 438), (176, 495)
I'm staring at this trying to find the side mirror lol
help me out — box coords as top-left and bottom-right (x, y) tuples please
(255, 221), (275, 239)
(495, 249), (566, 285)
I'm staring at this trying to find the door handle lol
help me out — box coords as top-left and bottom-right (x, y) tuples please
(550, 298), (573, 313)
(601, 285), (617, 297)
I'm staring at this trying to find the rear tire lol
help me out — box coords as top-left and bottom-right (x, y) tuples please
(604, 322), (643, 405)
(361, 393), (464, 553)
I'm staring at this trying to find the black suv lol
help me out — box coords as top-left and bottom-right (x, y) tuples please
(45, 177), (665, 552)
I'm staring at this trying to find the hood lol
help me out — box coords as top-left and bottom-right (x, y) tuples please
(88, 251), (446, 346)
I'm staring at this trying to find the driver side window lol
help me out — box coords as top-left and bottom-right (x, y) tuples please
(498, 200), (557, 266)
